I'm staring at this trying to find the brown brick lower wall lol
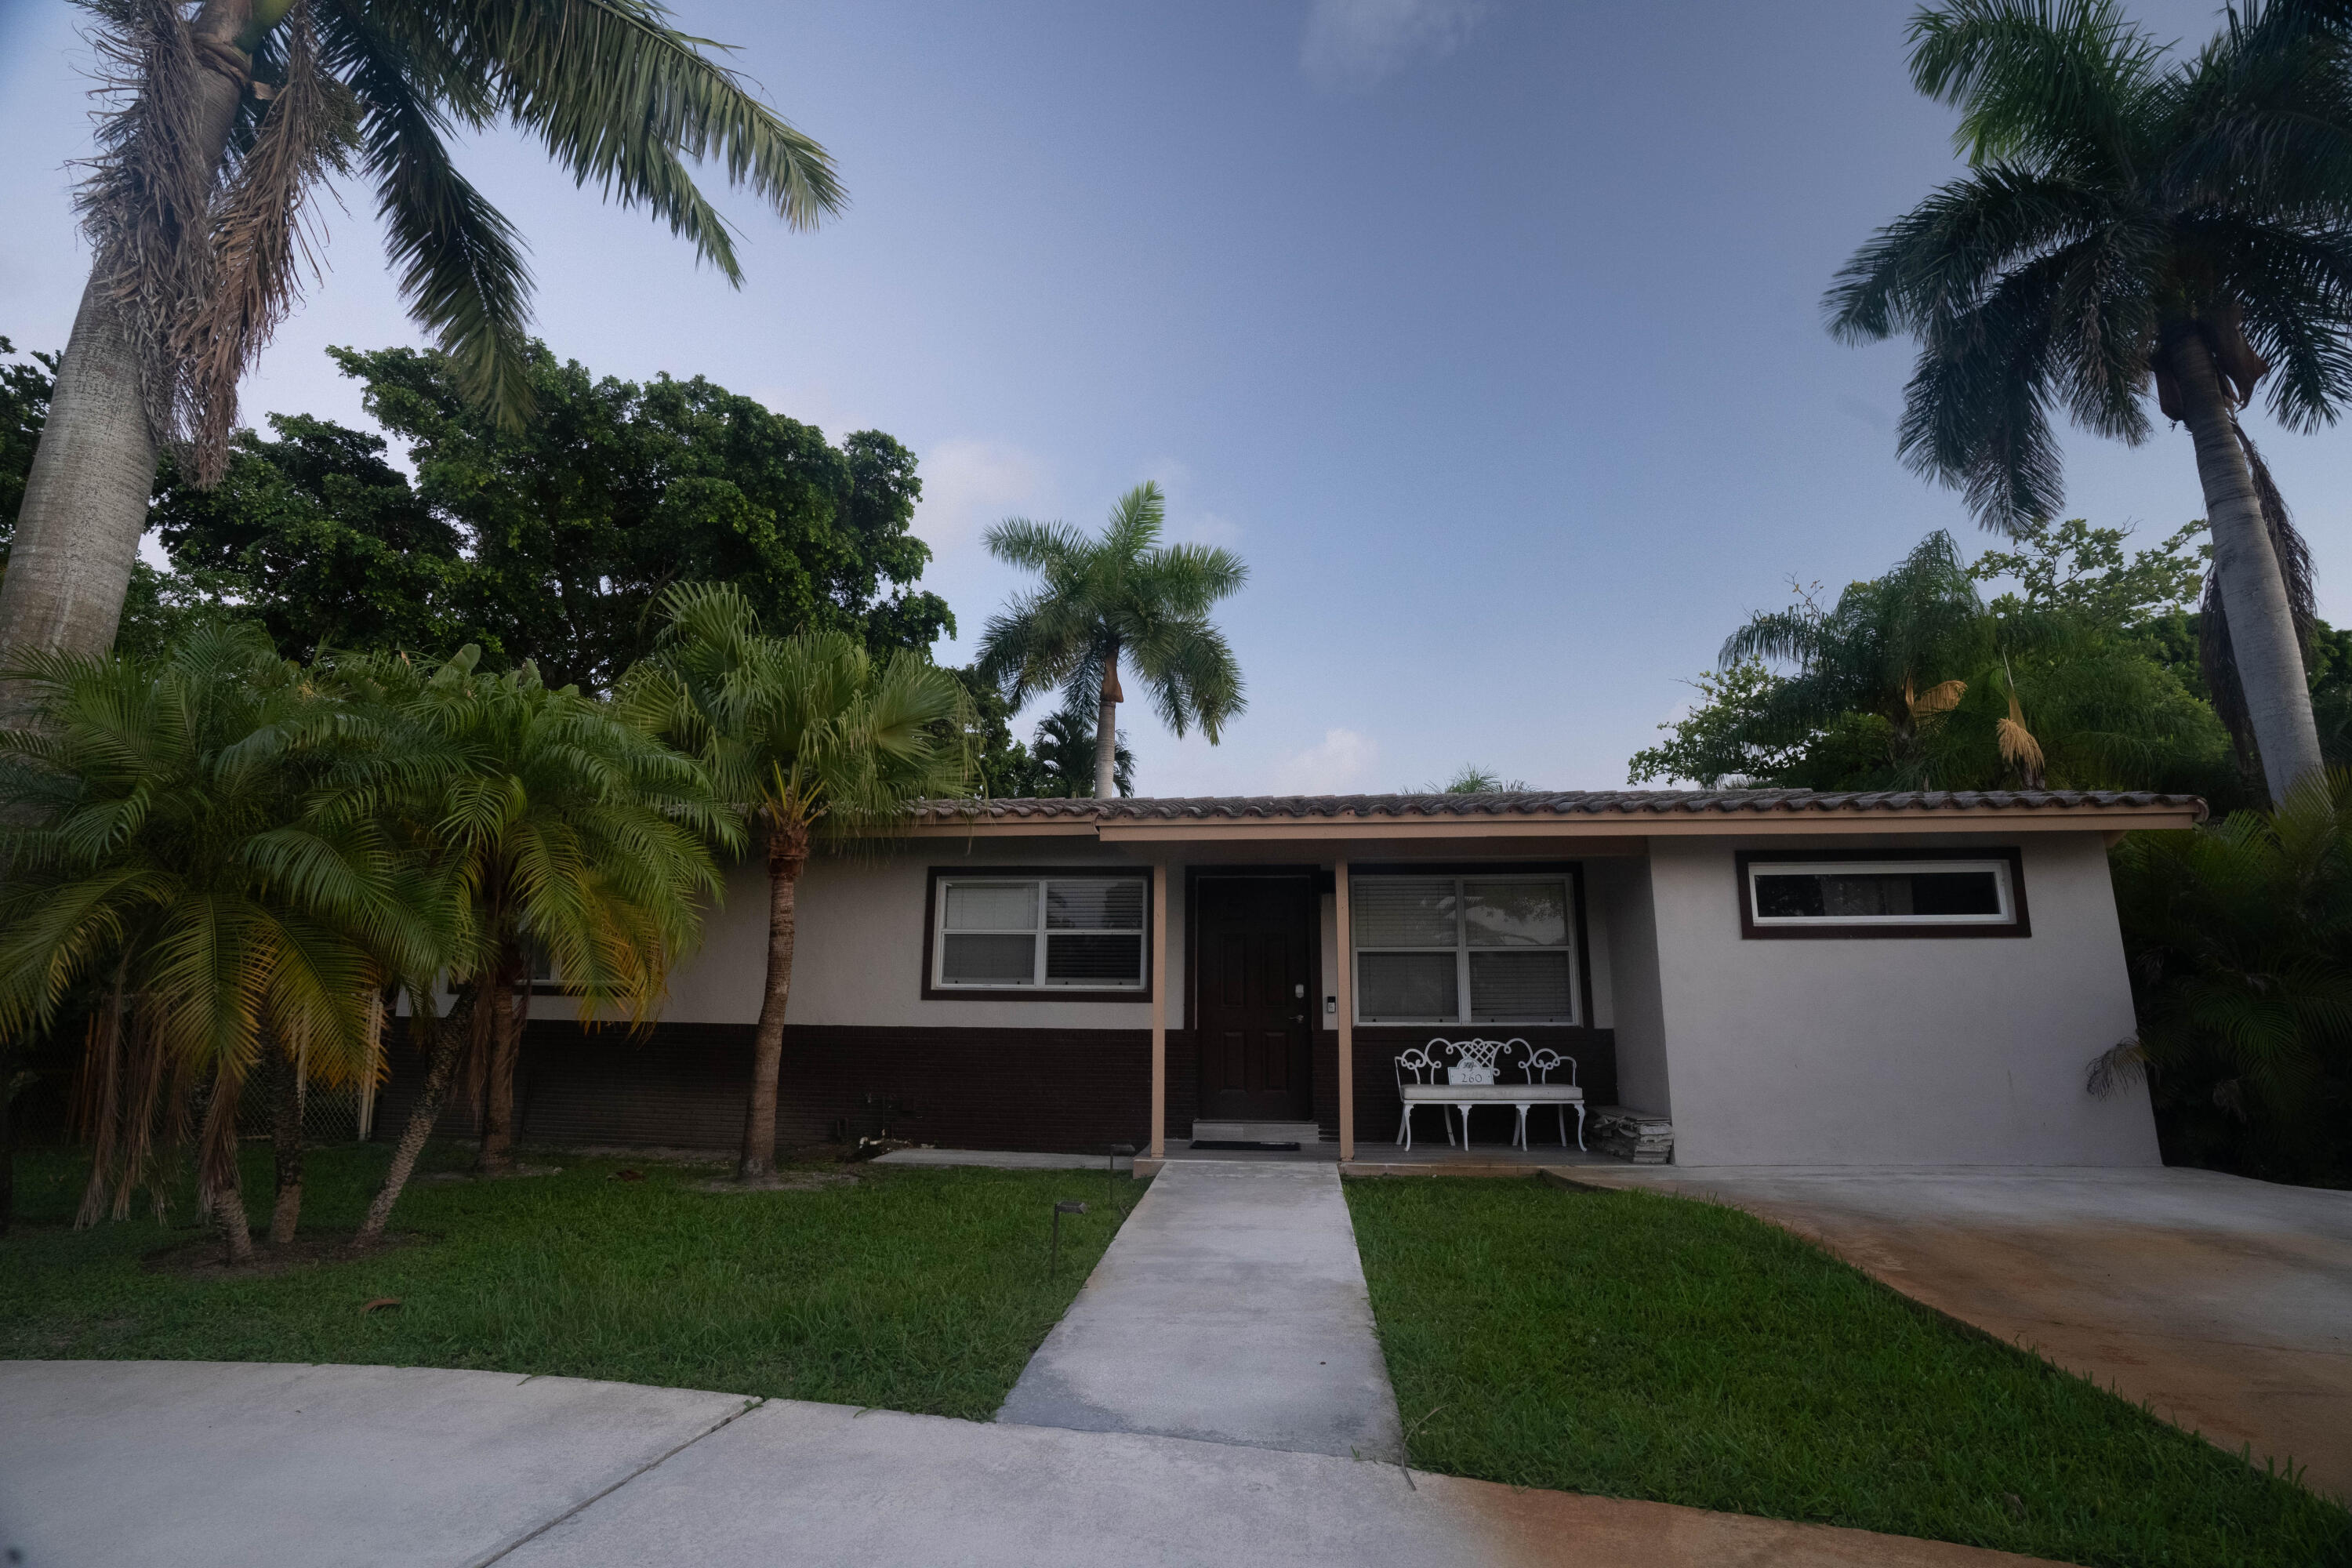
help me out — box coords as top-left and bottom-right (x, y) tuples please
(372, 1019), (1615, 1155)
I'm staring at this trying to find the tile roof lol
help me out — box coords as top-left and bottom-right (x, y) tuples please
(916, 789), (2206, 822)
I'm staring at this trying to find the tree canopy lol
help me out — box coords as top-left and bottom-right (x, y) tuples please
(1630, 520), (2250, 802)
(147, 342), (952, 689)
(0, 338), (53, 536)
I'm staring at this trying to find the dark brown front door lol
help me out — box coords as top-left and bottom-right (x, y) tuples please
(1194, 875), (1316, 1122)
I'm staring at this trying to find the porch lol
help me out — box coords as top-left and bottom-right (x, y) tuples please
(1134, 1138), (1627, 1179)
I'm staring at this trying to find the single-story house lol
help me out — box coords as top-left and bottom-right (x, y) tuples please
(386, 788), (2201, 1167)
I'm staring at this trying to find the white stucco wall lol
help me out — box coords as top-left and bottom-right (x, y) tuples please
(653, 840), (1174, 1030)
(1641, 832), (2160, 1167)
(1583, 880), (1614, 1029)
(1592, 858), (1670, 1117)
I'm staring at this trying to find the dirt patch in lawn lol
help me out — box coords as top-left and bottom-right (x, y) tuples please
(692, 1171), (860, 1194)
(416, 1163), (564, 1184)
(141, 1229), (427, 1280)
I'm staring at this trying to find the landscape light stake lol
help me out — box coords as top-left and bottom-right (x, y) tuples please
(1051, 1200), (1087, 1279)
(1109, 1143), (1135, 1215)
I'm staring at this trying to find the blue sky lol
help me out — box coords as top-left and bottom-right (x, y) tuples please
(2, 0), (2340, 793)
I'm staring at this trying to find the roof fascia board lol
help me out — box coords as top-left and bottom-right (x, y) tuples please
(904, 821), (1098, 837)
(1094, 811), (2196, 840)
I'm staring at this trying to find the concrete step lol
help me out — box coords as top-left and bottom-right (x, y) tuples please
(1189, 1120), (1327, 1145)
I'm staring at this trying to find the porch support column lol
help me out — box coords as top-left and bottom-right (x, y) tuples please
(1150, 861), (1168, 1160)
(1334, 858), (1355, 1162)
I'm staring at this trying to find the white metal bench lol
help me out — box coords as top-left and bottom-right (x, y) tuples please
(1513, 1046), (1586, 1152)
(1395, 1038), (1584, 1152)
(1393, 1045), (1456, 1151)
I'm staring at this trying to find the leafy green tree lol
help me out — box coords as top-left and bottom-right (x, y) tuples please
(1628, 661), (1803, 788)
(151, 343), (952, 687)
(150, 412), (466, 659)
(1634, 524), (2234, 796)
(625, 584), (973, 1181)
(947, 666), (1049, 797)
(1828, 0), (2352, 801)
(0, 0), (843, 688)
(2106, 771), (2352, 1182)
(1969, 518), (2208, 626)
(0, 628), (412, 1260)
(0, 336), (57, 539)
(978, 481), (1247, 799)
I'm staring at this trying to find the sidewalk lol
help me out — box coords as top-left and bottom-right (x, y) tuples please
(0, 1360), (2069, 1568)
(996, 1160), (1404, 1460)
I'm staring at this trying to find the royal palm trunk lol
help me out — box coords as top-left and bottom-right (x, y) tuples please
(0, 4), (256, 688)
(740, 815), (811, 1180)
(1094, 644), (1121, 800)
(2170, 336), (2325, 800)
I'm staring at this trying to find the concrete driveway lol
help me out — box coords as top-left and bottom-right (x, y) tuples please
(1574, 1164), (2352, 1504)
(0, 1360), (2067, 1568)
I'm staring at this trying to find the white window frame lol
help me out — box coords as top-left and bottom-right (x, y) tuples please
(1350, 872), (1580, 1025)
(1744, 857), (2016, 928)
(931, 873), (1149, 991)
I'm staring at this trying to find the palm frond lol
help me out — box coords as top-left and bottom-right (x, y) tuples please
(1907, 0), (2167, 173)
(443, 0), (845, 245)
(172, 0), (357, 481)
(320, 3), (536, 426)
(76, 0), (230, 461)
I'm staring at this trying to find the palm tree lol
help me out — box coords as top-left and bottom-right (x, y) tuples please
(1721, 532), (1996, 786)
(1030, 696), (1136, 797)
(0, 627), (408, 1260)
(626, 583), (975, 1181)
(0, 0), (843, 688)
(383, 647), (731, 1178)
(1426, 765), (1530, 793)
(977, 482), (1247, 799)
(1828, 0), (2352, 801)
(2105, 769), (2352, 1178)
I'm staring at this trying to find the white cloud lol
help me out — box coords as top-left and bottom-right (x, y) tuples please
(913, 437), (1051, 555)
(1273, 727), (1379, 794)
(1139, 454), (1244, 545)
(1300, 0), (1491, 93)
(1177, 510), (1246, 546)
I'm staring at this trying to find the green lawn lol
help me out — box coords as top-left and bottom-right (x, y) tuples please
(2, 1142), (1135, 1421)
(1345, 1176), (2352, 1568)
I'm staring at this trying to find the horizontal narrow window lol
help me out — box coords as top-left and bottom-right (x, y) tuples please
(1742, 857), (2021, 935)
(934, 874), (1147, 990)
(1352, 872), (1577, 1024)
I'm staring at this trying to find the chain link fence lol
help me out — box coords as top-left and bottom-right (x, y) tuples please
(233, 1036), (383, 1145)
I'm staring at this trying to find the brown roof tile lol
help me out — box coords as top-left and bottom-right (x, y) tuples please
(914, 789), (2206, 822)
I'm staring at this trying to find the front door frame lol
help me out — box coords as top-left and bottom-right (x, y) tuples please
(1186, 863), (1326, 1127)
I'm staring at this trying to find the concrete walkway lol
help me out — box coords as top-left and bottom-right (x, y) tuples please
(0, 1361), (2068, 1568)
(996, 1160), (1405, 1460)
(1570, 1164), (2352, 1504)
